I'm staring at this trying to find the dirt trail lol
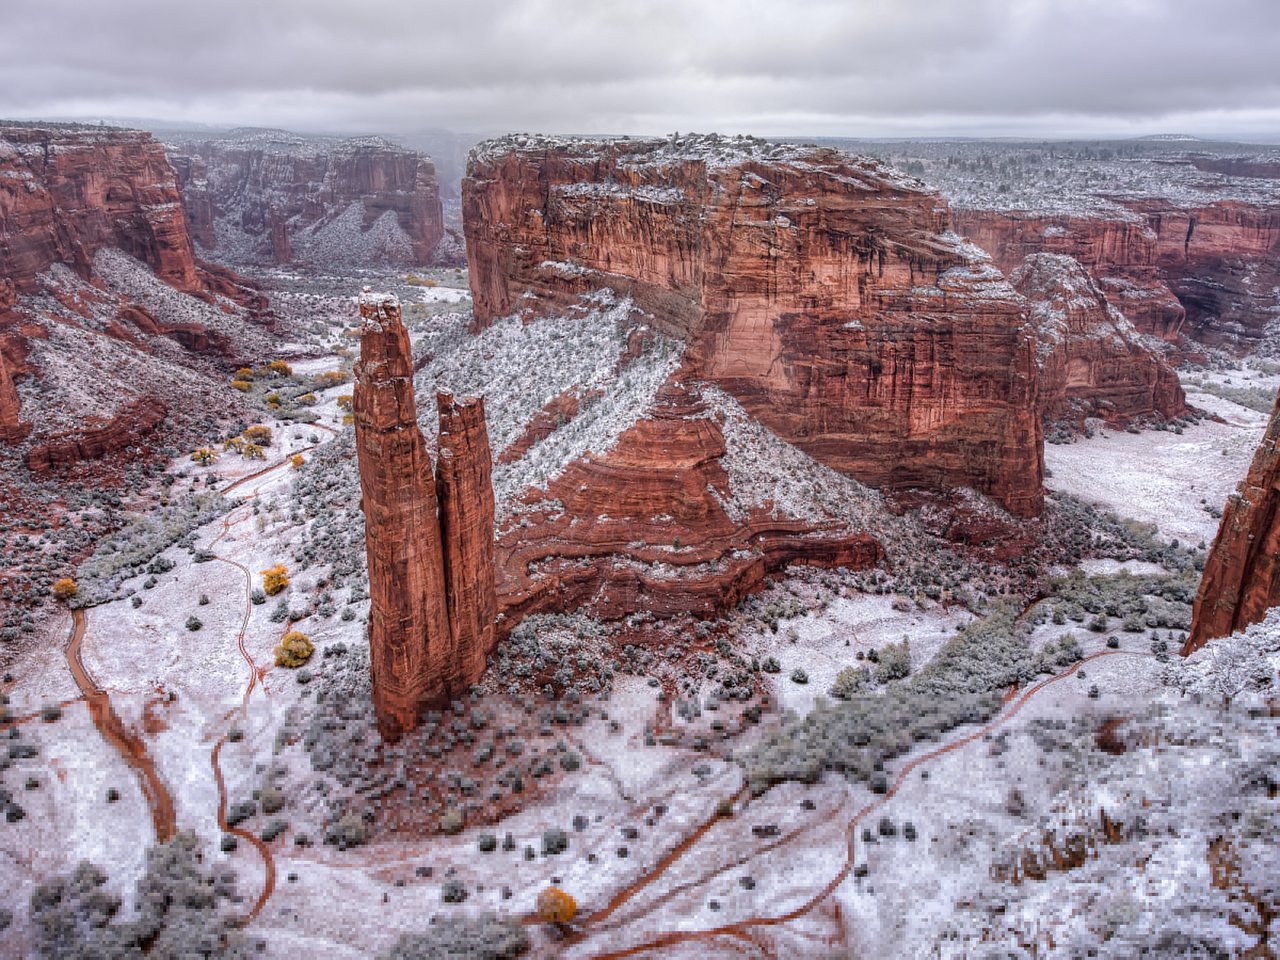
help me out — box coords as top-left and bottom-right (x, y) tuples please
(205, 446), (314, 925)
(577, 649), (1152, 959)
(65, 609), (176, 842)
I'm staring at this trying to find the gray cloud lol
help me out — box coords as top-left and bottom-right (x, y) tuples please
(3, 0), (1279, 139)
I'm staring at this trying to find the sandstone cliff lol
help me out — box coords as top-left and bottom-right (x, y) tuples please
(1185, 390), (1280, 654)
(0, 347), (29, 442)
(168, 130), (446, 267)
(0, 126), (202, 296)
(464, 134), (1044, 517)
(1010, 253), (1185, 428)
(955, 202), (1280, 353)
(355, 291), (495, 738)
(0, 124), (268, 471)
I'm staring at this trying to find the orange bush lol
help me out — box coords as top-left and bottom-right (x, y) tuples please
(274, 630), (314, 668)
(318, 370), (352, 388)
(266, 359), (293, 376)
(261, 564), (289, 596)
(289, 453), (304, 469)
(536, 887), (577, 924)
(190, 448), (220, 466)
(230, 379), (252, 393)
(52, 578), (78, 601)
(243, 425), (273, 445)
(335, 395), (353, 411)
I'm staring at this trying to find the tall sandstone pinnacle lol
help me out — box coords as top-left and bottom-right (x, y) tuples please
(0, 347), (30, 442)
(1185, 391), (1280, 655)
(353, 291), (496, 739)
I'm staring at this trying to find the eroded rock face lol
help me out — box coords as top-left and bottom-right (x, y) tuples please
(955, 202), (1280, 352)
(168, 131), (446, 267)
(464, 134), (1044, 517)
(1185, 391), (1280, 654)
(1010, 253), (1186, 428)
(437, 390), (497, 690)
(495, 379), (883, 624)
(0, 126), (202, 296)
(354, 293), (496, 738)
(25, 396), (166, 473)
(0, 348), (28, 442)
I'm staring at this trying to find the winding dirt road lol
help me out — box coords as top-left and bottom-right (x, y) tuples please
(65, 609), (176, 842)
(575, 648), (1152, 959)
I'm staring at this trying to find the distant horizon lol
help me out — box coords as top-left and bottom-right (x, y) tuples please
(6, 114), (1280, 149)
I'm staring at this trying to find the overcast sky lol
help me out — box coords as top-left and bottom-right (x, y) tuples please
(4, 0), (1279, 141)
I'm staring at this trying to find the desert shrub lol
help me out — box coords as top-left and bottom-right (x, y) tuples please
(230, 380), (252, 393)
(289, 454), (304, 470)
(317, 370), (352, 388)
(240, 443), (265, 461)
(336, 394), (353, 411)
(274, 631), (314, 668)
(439, 807), (465, 835)
(740, 606), (1038, 794)
(378, 915), (529, 960)
(261, 564), (289, 596)
(296, 393), (318, 406)
(242, 425), (273, 446)
(790, 668), (809, 685)
(29, 832), (246, 959)
(875, 639), (912, 683)
(441, 881), (468, 904)
(831, 666), (871, 700)
(250, 589), (266, 605)
(325, 812), (368, 849)
(542, 827), (569, 855)
(190, 448), (220, 466)
(51, 577), (77, 601)
(185, 616), (202, 632)
(265, 360), (293, 377)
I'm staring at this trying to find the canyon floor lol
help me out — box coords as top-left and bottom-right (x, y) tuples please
(1, 271), (1277, 959)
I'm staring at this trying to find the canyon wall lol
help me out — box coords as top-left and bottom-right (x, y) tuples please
(464, 135), (1044, 517)
(1010, 253), (1185, 427)
(0, 126), (202, 296)
(168, 131), (446, 267)
(354, 291), (495, 739)
(0, 347), (29, 442)
(1185, 390), (1280, 654)
(955, 202), (1280, 352)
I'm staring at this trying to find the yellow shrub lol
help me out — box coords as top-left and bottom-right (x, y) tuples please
(342, 413), (354, 426)
(536, 887), (577, 924)
(289, 454), (304, 469)
(318, 370), (351, 387)
(190, 448), (220, 466)
(241, 443), (265, 460)
(222, 437), (245, 452)
(266, 359), (293, 376)
(274, 631), (314, 668)
(230, 379), (252, 392)
(234, 367), (255, 380)
(52, 578), (78, 601)
(296, 392), (318, 406)
(335, 394), (353, 411)
(261, 564), (289, 596)
(243, 425), (273, 446)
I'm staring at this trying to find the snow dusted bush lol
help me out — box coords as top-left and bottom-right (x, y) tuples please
(741, 607), (1048, 794)
(29, 832), (247, 959)
(74, 493), (225, 605)
(378, 914), (528, 960)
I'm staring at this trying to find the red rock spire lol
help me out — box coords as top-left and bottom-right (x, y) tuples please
(353, 289), (496, 739)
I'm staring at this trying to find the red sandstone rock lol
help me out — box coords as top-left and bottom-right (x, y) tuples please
(437, 391), (498, 686)
(464, 135), (1044, 517)
(955, 202), (1280, 352)
(24, 396), (166, 473)
(0, 348), (29, 442)
(1010, 253), (1186, 427)
(495, 379), (883, 624)
(1185, 390), (1280, 654)
(168, 132), (446, 267)
(354, 292), (453, 739)
(0, 126), (202, 296)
